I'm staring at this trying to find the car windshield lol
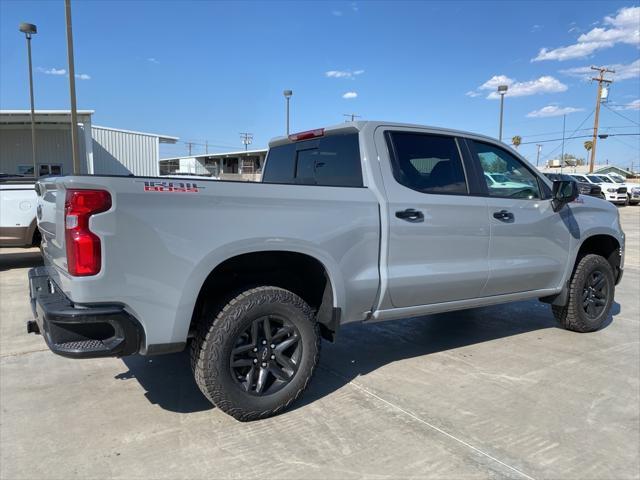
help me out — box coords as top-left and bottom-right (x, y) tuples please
(588, 175), (607, 183)
(609, 175), (625, 183)
(572, 175), (588, 182)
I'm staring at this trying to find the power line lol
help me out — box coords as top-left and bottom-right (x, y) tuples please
(609, 135), (640, 152)
(539, 109), (594, 162)
(506, 125), (634, 140)
(603, 104), (640, 127)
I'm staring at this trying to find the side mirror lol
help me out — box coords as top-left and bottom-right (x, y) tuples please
(552, 180), (578, 211)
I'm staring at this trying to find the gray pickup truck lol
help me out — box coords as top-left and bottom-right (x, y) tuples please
(28, 121), (625, 421)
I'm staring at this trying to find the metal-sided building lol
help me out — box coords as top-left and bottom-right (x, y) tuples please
(0, 110), (178, 177)
(159, 149), (267, 182)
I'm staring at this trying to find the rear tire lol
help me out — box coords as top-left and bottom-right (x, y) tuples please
(552, 254), (615, 332)
(191, 286), (320, 421)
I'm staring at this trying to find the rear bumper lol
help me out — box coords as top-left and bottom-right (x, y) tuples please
(28, 267), (141, 358)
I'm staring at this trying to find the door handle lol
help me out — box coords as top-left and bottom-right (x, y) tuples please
(493, 210), (514, 222)
(395, 208), (424, 222)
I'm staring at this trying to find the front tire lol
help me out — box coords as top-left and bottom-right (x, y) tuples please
(191, 286), (320, 421)
(552, 254), (615, 332)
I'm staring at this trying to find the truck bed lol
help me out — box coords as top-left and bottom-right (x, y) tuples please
(37, 175), (381, 351)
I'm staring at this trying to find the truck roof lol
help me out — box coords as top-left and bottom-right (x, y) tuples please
(268, 120), (501, 148)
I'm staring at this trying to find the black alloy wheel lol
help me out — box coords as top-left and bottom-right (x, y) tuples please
(230, 315), (302, 396)
(581, 270), (609, 319)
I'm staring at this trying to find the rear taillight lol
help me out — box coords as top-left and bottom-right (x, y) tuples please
(64, 189), (111, 276)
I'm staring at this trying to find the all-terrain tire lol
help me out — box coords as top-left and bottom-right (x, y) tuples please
(191, 286), (320, 421)
(552, 254), (615, 332)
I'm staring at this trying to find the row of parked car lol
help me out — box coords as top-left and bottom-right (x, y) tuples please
(544, 172), (640, 206)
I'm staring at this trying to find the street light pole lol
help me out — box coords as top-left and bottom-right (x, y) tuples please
(497, 84), (508, 142)
(19, 22), (38, 178)
(536, 144), (542, 167)
(560, 114), (566, 173)
(283, 90), (292, 136)
(65, 0), (81, 175)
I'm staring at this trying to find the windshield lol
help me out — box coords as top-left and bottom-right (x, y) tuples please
(572, 175), (588, 182)
(609, 175), (625, 183)
(588, 175), (608, 183)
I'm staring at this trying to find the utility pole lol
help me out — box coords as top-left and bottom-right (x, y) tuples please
(240, 132), (253, 151)
(535, 144), (542, 167)
(186, 142), (193, 156)
(65, 0), (80, 174)
(343, 113), (361, 122)
(205, 141), (208, 154)
(589, 66), (615, 173)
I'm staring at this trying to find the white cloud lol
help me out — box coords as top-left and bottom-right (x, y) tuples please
(39, 67), (66, 75)
(342, 91), (358, 99)
(531, 24), (542, 32)
(471, 74), (568, 99)
(614, 99), (640, 110)
(465, 90), (481, 98)
(332, 10), (343, 16)
(560, 59), (640, 81)
(38, 67), (90, 80)
(533, 6), (640, 61)
(147, 57), (159, 64)
(325, 69), (364, 79)
(351, 2), (359, 12)
(526, 105), (585, 118)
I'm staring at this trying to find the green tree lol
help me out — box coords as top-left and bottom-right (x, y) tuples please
(511, 135), (522, 149)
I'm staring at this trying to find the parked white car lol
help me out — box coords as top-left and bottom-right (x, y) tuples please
(0, 176), (39, 247)
(585, 174), (628, 205)
(604, 173), (639, 205)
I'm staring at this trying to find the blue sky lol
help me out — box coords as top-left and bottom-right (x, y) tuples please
(1, 1), (638, 167)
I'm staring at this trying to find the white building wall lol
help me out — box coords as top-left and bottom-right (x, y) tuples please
(177, 157), (209, 175)
(0, 125), (77, 175)
(91, 126), (160, 176)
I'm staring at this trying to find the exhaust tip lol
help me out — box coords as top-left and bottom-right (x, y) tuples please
(27, 320), (40, 335)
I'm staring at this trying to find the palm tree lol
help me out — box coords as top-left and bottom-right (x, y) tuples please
(512, 135), (522, 149)
(584, 140), (593, 154)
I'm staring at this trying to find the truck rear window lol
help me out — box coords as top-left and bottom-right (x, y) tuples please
(263, 133), (363, 187)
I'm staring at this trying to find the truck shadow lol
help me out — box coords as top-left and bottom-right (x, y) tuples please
(118, 299), (620, 415)
(0, 249), (43, 271)
(117, 352), (213, 414)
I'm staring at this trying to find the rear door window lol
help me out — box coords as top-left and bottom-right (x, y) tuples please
(385, 132), (468, 195)
(263, 133), (363, 187)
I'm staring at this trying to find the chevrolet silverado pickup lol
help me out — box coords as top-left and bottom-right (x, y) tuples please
(28, 121), (625, 421)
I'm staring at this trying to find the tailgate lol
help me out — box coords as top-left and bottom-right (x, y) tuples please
(36, 178), (66, 271)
